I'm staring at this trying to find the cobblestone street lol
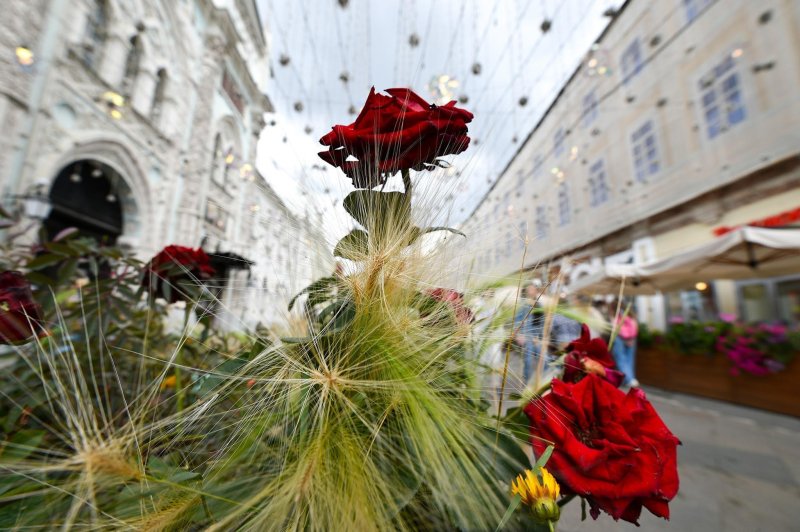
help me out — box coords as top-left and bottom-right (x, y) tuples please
(559, 389), (800, 531)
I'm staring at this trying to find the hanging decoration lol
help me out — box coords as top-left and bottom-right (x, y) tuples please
(339, 71), (349, 83)
(518, 96), (528, 107)
(540, 19), (552, 33)
(408, 33), (420, 47)
(278, 54), (290, 66)
(471, 62), (482, 75)
(293, 101), (304, 112)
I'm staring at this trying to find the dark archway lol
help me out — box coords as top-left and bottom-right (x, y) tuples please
(44, 160), (124, 244)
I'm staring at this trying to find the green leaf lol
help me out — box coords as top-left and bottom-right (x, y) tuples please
(25, 253), (64, 270)
(194, 353), (252, 396)
(288, 275), (339, 311)
(333, 229), (369, 260)
(57, 257), (79, 285)
(0, 430), (45, 463)
(281, 336), (312, 344)
(342, 190), (411, 234)
(533, 444), (554, 472)
(495, 494), (522, 532)
(493, 428), (532, 474)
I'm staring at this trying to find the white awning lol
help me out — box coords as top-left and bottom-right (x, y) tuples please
(568, 227), (800, 295)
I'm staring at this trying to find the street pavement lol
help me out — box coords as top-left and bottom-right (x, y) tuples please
(558, 388), (800, 531)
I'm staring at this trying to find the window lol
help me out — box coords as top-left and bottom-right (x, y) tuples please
(684, 0), (712, 22)
(518, 221), (527, 250)
(631, 120), (660, 181)
(588, 159), (610, 206)
(532, 155), (543, 178)
(699, 55), (745, 139)
(558, 183), (571, 226)
(582, 90), (598, 127)
(121, 34), (142, 97)
(554, 128), (565, 157)
(151, 68), (167, 122)
(210, 134), (222, 184)
(83, 0), (107, 68)
(621, 39), (643, 83)
(535, 205), (548, 240)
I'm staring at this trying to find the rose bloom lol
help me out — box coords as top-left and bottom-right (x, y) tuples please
(525, 375), (680, 524)
(143, 245), (215, 303)
(426, 288), (474, 324)
(0, 271), (45, 345)
(318, 87), (473, 188)
(562, 324), (624, 387)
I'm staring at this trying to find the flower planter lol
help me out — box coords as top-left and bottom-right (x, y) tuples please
(636, 346), (800, 418)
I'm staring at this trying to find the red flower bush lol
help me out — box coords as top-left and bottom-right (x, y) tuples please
(143, 245), (215, 303)
(318, 87), (473, 188)
(0, 271), (45, 345)
(525, 376), (680, 524)
(426, 288), (474, 324)
(563, 324), (624, 387)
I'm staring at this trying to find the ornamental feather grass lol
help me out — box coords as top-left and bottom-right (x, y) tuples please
(191, 205), (522, 530)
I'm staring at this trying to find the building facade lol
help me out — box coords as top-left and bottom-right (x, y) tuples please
(460, 0), (800, 328)
(0, 0), (329, 329)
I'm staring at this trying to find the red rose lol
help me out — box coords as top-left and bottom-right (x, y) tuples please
(0, 271), (45, 345)
(426, 288), (474, 324)
(318, 87), (473, 188)
(143, 245), (215, 303)
(525, 376), (680, 524)
(563, 324), (624, 387)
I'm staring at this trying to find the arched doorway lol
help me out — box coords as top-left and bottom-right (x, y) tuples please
(44, 160), (131, 244)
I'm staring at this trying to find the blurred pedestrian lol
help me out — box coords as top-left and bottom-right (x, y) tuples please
(548, 294), (583, 352)
(513, 280), (544, 382)
(612, 301), (639, 388)
(570, 294), (609, 339)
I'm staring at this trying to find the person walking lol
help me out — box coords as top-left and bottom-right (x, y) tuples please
(612, 302), (639, 388)
(513, 280), (544, 382)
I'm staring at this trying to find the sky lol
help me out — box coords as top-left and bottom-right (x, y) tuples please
(255, 0), (624, 242)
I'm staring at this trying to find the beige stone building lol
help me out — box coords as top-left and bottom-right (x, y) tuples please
(0, 0), (329, 328)
(459, 0), (800, 329)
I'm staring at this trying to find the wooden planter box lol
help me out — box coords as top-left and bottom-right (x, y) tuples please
(636, 345), (800, 418)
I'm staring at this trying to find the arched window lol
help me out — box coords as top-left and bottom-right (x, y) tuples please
(83, 0), (107, 68)
(121, 34), (142, 97)
(150, 68), (167, 122)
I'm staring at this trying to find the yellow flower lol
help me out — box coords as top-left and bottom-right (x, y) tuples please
(160, 375), (177, 390)
(511, 467), (561, 523)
